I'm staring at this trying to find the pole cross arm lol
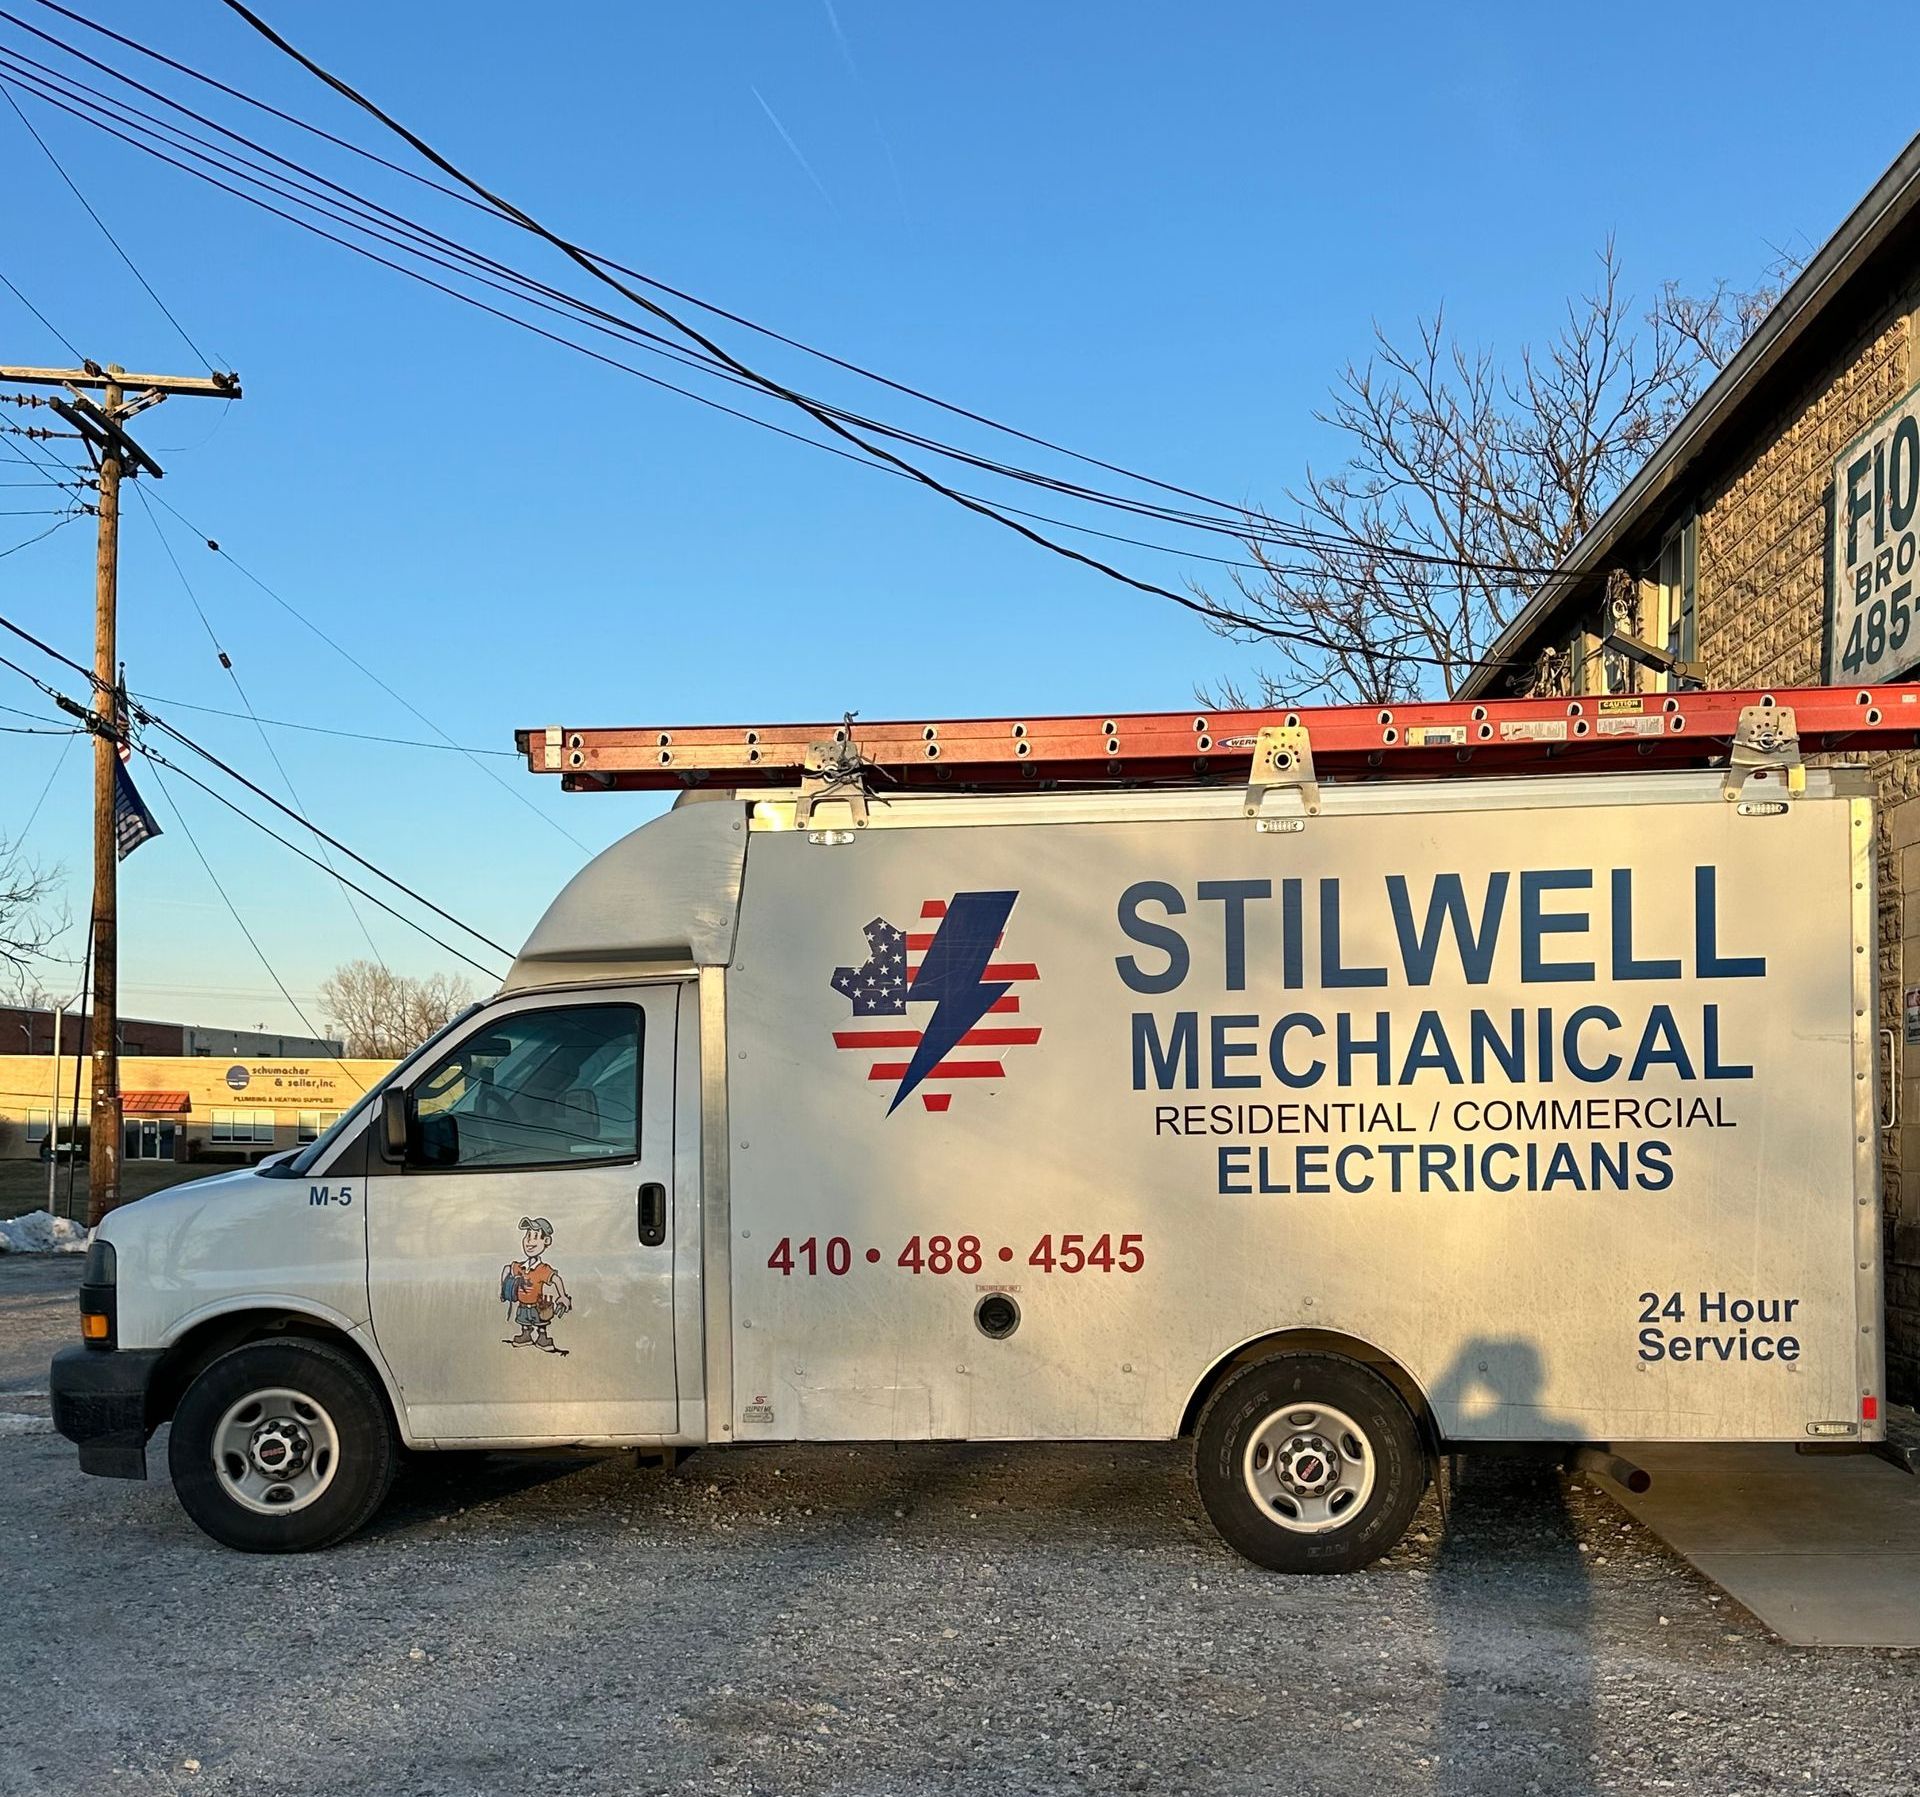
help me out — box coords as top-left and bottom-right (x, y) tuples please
(0, 364), (239, 398)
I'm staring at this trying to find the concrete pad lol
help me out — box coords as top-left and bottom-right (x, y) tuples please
(1601, 1441), (1920, 1646)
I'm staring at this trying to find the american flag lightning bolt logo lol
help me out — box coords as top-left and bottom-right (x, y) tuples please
(830, 891), (1041, 1113)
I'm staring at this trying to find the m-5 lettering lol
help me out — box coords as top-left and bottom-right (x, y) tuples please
(308, 1184), (353, 1206)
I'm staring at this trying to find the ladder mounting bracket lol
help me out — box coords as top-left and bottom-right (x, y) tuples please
(1722, 704), (1804, 807)
(1244, 724), (1320, 821)
(797, 737), (870, 837)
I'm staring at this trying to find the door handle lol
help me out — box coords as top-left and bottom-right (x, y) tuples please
(638, 1181), (668, 1247)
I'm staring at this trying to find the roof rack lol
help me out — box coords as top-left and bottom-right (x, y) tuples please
(516, 685), (1920, 796)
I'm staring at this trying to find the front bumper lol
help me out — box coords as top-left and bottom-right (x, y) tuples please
(49, 1344), (163, 1479)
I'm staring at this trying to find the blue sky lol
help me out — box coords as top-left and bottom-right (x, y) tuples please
(1, 1), (1911, 1033)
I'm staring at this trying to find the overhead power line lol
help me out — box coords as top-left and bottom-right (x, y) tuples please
(0, 413), (89, 491)
(0, 59), (1305, 575)
(0, 614), (515, 966)
(133, 480), (389, 967)
(12, 0), (1319, 529)
(0, 3), (1552, 668)
(13, 0), (1571, 589)
(0, 73), (215, 370)
(142, 757), (365, 1079)
(0, 263), (81, 358)
(0, 37), (1307, 570)
(0, 598), (99, 684)
(129, 702), (516, 962)
(2, 716), (85, 872)
(0, 15), (1556, 638)
(127, 689), (519, 755)
(205, 1), (1498, 665)
(0, 75), (590, 843)
(140, 746), (505, 982)
(138, 486), (592, 851)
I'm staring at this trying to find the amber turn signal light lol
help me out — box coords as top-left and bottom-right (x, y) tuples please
(80, 1312), (109, 1342)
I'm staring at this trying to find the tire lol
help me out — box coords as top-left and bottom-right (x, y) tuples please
(1193, 1351), (1428, 1574)
(167, 1337), (397, 1552)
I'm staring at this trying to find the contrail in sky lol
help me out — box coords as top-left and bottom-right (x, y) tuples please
(820, 0), (910, 226)
(821, 0), (855, 67)
(749, 83), (838, 214)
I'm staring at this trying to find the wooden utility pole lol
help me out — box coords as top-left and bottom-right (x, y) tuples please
(0, 361), (239, 1224)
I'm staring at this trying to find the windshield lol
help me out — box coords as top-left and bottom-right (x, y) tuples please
(262, 1001), (488, 1178)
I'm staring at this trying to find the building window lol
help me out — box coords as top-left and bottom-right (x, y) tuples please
(25, 1107), (51, 1143)
(297, 1109), (341, 1142)
(1656, 518), (1698, 685)
(211, 1108), (276, 1145)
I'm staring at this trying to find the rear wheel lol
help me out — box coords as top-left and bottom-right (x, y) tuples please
(1194, 1351), (1427, 1573)
(168, 1337), (396, 1552)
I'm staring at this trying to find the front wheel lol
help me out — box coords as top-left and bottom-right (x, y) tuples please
(1194, 1351), (1428, 1573)
(168, 1337), (397, 1552)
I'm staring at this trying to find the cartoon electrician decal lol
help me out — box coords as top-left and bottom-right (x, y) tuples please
(500, 1215), (572, 1354)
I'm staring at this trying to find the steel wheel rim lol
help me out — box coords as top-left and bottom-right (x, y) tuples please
(1242, 1401), (1375, 1533)
(212, 1386), (341, 1516)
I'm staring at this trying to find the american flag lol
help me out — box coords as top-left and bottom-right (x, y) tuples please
(113, 753), (162, 861)
(831, 892), (1041, 1113)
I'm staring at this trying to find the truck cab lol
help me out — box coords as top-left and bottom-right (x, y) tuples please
(52, 804), (730, 1551)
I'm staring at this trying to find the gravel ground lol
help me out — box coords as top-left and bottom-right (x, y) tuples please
(2, 1257), (1916, 1797)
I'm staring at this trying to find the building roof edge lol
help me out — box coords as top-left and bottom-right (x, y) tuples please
(1460, 130), (1920, 698)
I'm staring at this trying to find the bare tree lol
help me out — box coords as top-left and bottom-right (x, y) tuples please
(319, 959), (476, 1059)
(0, 835), (62, 987)
(1202, 242), (1799, 707)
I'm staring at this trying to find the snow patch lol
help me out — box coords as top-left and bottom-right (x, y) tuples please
(0, 1413), (55, 1436)
(0, 1211), (90, 1254)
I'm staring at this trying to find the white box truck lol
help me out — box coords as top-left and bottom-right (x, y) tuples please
(51, 694), (1890, 1570)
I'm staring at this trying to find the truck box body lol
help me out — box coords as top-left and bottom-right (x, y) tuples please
(713, 770), (1881, 1448)
(54, 753), (1887, 1560)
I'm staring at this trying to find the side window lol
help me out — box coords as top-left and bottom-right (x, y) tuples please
(409, 1005), (642, 1171)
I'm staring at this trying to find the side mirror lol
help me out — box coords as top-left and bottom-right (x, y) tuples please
(379, 1089), (411, 1162)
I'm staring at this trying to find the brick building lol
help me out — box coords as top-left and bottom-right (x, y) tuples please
(1464, 132), (1920, 1397)
(0, 1005), (341, 1059)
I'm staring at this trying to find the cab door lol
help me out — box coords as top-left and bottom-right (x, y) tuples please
(364, 986), (681, 1443)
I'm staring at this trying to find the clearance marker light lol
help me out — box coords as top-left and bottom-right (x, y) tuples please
(1863, 1394), (1881, 1421)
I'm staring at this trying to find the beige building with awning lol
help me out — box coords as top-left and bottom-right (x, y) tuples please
(0, 1054), (393, 1164)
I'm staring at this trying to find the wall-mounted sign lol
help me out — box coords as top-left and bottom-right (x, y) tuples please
(1826, 382), (1920, 684)
(225, 1063), (251, 1091)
